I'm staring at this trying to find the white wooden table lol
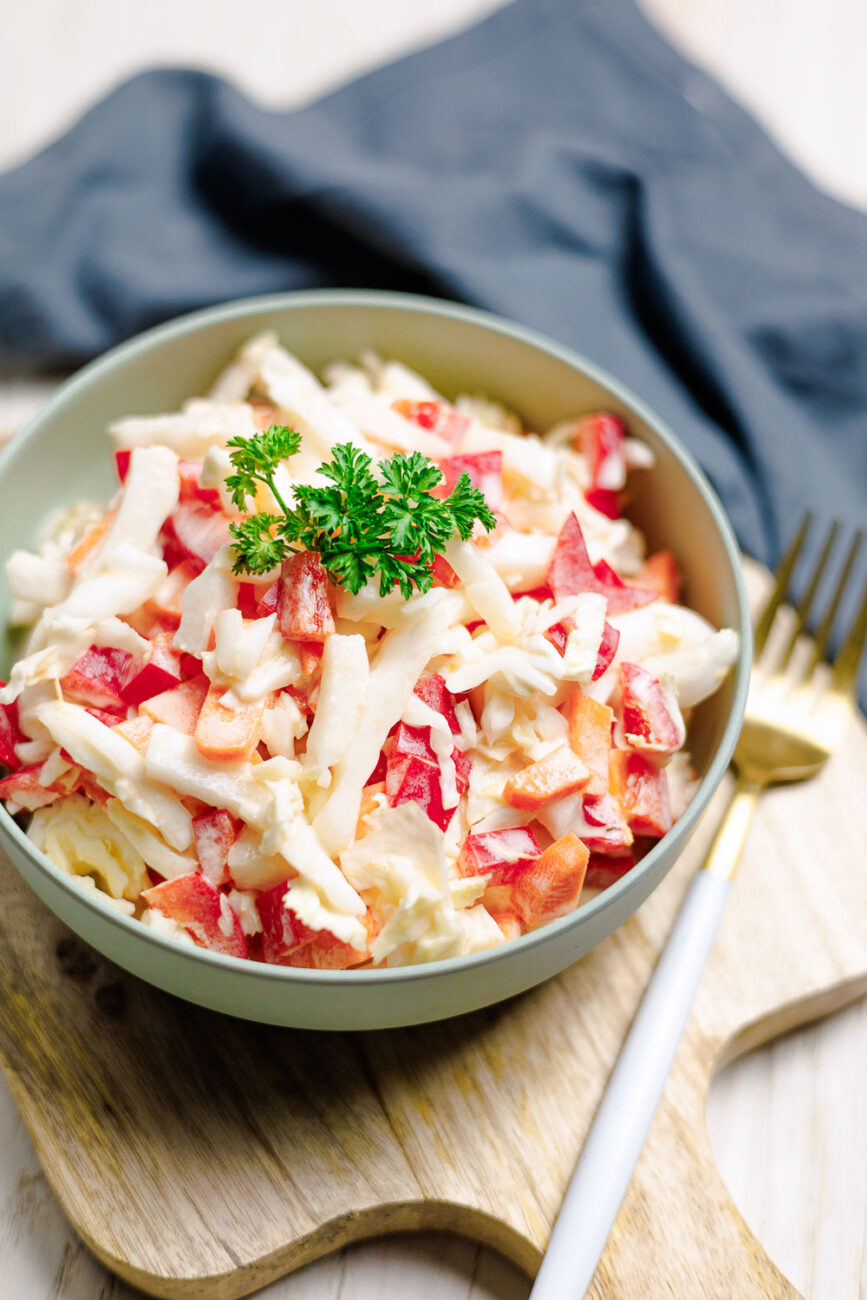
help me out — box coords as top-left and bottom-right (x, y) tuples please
(0, 3), (865, 1297)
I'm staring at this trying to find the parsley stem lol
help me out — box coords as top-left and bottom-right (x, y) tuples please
(257, 471), (292, 520)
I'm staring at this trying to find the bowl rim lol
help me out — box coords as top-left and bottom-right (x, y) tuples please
(0, 287), (752, 989)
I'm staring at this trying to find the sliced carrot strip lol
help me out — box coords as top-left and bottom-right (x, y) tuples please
(140, 674), (209, 736)
(356, 782), (385, 840)
(511, 833), (589, 925)
(114, 714), (154, 756)
(503, 746), (590, 811)
(194, 686), (266, 762)
(66, 509), (118, 574)
(487, 908), (523, 942)
(566, 689), (613, 796)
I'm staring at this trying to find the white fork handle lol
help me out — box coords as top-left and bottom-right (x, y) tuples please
(529, 866), (730, 1298)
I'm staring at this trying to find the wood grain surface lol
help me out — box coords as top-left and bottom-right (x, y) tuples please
(1, 2), (866, 1297)
(0, 566), (864, 1297)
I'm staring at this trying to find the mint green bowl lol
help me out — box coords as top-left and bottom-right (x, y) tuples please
(0, 291), (750, 1029)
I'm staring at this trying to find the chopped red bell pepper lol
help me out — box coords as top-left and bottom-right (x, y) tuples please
(437, 450), (503, 508)
(453, 747), (471, 787)
(193, 809), (241, 887)
(573, 413), (627, 519)
(0, 764), (68, 811)
(586, 490), (619, 521)
(385, 755), (465, 833)
(178, 459), (221, 506)
(547, 512), (604, 600)
(584, 851), (637, 891)
(413, 673), (461, 734)
(257, 581), (280, 618)
(385, 723), (470, 832)
(277, 552), (335, 643)
(593, 620), (620, 680)
(544, 612), (618, 675)
(179, 653), (204, 680)
(140, 673), (210, 735)
(142, 873), (247, 958)
(60, 646), (133, 711)
(237, 583), (258, 620)
(619, 662), (684, 754)
(392, 398), (470, 445)
(114, 449), (131, 483)
(256, 881), (373, 968)
(390, 721), (438, 762)
(580, 792), (634, 853)
(237, 580), (280, 621)
(457, 826), (541, 879)
(591, 558), (623, 587)
(122, 630), (182, 707)
(0, 689), (24, 770)
(160, 501), (233, 573)
(547, 513), (657, 613)
(85, 708), (125, 728)
(544, 616), (574, 657)
(609, 750), (672, 838)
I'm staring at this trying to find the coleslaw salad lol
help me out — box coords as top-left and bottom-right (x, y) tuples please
(0, 332), (738, 972)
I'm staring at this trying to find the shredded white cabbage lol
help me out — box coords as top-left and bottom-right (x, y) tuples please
(341, 803), (461, 964)
(91, 446), (179, 570)
(110, 399), (257, 458)
(29, 794), (148, 901)
(37, 702), (193, 850)
(314, 589), (465, 855)
(302, 634), (369, 787)
(175, 545), (238, 657)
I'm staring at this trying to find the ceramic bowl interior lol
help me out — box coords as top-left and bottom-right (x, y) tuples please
(0, 291), (751, 1029)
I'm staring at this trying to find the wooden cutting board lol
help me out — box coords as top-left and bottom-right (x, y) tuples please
(0, 573), (865, 1300)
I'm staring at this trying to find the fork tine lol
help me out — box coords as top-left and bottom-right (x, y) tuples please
(830, 566), (867, 701)
(777, 519), (840, 673)
(807, 529), (864, 676)
(753, 512), (812, 658)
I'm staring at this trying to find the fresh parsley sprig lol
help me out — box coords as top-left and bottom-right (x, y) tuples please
(227, 425), (497, 597)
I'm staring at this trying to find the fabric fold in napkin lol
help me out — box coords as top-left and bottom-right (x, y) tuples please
(0, 0), (865, 567)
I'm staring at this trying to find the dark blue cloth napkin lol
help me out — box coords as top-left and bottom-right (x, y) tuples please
(0, 0), (865, 572)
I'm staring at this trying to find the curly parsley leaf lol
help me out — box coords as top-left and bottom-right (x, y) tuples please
(228, 513), (286, 576)
(224, 424), (301, 512)
(226, 426), (497, 594)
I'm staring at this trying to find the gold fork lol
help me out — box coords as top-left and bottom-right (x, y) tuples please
(531, 513), (867, 1300)
(702, 516), (865, 881)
